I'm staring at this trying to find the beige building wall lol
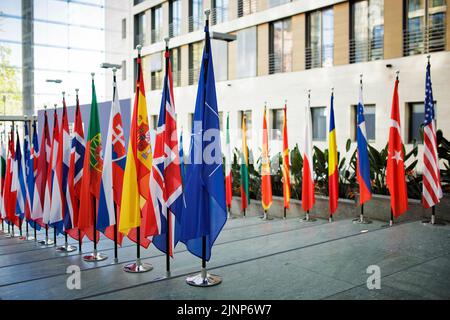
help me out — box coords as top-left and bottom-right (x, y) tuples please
(162, 1), (169, 40)
(180, 44), (189, 87)
(228, 32), (237, 80)
(292, 13), (305, 72)
(181, 0), (190, 35)
(258, 23), (269, 76)
(447, 4), (450, 51)
(258, 0), (268, 12)
(384, 0), (403, 59)
(228, 0), (238, 21)
(333, 2), (349, 66)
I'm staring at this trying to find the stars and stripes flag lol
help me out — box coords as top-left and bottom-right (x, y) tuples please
(422, 61), (443, 208)
(387, 76), (408, 217)
(151, 50), (183, 256)
(97, 76), (126, 245)
(65, 91), (85, 241)
(302, 92), (315, 212)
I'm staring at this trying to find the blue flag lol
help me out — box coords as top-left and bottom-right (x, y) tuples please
(179, 130), (185, 183)
(29, 121), (40, 230)
(15, 131), (27, 221)
(179, 22), (227, 261)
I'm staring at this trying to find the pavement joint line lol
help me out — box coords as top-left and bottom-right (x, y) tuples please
(0, 217), (331, 288)
(79, 220), (406, 300)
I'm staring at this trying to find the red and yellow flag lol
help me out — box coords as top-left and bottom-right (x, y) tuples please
(261, 106), (272, 210)
(282, 103), (290, 209)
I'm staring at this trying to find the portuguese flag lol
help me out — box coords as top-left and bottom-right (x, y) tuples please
(240, 114), (250, 212)
(78, 75), (103, 241)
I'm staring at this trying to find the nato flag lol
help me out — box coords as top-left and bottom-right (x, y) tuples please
(179, 23), (227, 262)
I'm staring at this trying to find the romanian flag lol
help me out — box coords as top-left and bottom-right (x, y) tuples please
(78, 76), (103, 242)
(328, 91), (339, 215)
(282, 103), (290, 209)
(240, 114), (250, 212)
(261, 107), (272, 210)
(119, 54), (158, 248)
(225, 113), (232, 209)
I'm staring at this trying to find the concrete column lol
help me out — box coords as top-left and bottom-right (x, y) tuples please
(257, 23), (269, 76)
(22, 0), (34, 116)
(181, 44), (189, 87)
(228, 32), (237, 80)
(292, 13), (305, 72)
(384, 0), (403, 59)
(333, 2), (349, 66)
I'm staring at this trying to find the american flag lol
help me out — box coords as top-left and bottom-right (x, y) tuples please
(422, 61), (443, 208)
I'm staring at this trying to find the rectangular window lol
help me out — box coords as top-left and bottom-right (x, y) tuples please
(211, 39), (228, 81)
(213, 0), (229, 25)
(271, 109), (283, 140)
(306, 8), (334, 69)
(122, 18), (127, 39)
(134, 11), (147, 46)
(170, 47), (182, 87)
(151, 115), (158, 131)
(218, 111), (224, 132)
(169, 0), (182, 38)
(240, 110), (253, 140)
(151, 5), (163, 43)
(189, 41), (203, 85)
(238, 0), (258, 17)
(269, 0), (291, 8)
(269, 18), (293, 74)
(121, 60), (127, 81)
(353, 104), (376, 141)
(150, 52), (163, 91)
(350, 0), (384, 63)
(404, 0), (447, 56)
(189, 0), (203, 32)
(237, 27), (257, 78)
(311, 107), (327, 141)
(408, 102), (425, 143)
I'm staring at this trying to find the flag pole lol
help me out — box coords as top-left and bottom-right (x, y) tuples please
(76, 89), (83, 253)
(302, 90), (316, 223)
(112, 70), (119, 264)
(329, 89), (334, 223)
(123, 45), (153, 273)
(186, 9), (222, 287)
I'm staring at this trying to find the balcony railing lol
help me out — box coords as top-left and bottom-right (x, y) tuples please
(169, 21), (182, 38)
(134, 33), (149, 47)
(238, 0), (259, 18)
(305, 44), (334, 69)
(349, 37), (384, 64)
(211, 7), (229, 25)
(404, 24), (446, 56)
(151, 28), (163, 44)
(268, 52), (293, 74)
(188, 15), (204, 33)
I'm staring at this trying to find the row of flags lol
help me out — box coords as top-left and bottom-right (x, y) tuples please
(226, 62), (442, 220)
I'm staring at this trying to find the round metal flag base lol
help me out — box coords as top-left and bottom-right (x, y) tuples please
(56, 244), (77, 253)
(260, 214), (273, 221)
(352, 217), (372, 224)
(83, 251), (108, 262)
(422, 219), (446, 226)
(301, 214), (316, 222)
(186, 270), (222, 287)
(4, 232), (20, 238)
(18, 235), (35, 241)
(38, 238), (55, 245)
(123, 260), (153, 273)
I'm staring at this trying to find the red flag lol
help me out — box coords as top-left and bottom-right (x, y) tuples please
(4, 130), (19, 226)
(387, 77), (408, 217)
(302, 94), (315, 212)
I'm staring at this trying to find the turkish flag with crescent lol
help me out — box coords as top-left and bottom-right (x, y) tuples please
(387, 77), (408, 217)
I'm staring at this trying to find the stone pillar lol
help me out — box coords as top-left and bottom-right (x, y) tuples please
(228, 32), (237, 80)
(384, 0), (403, 59)
(292, 13), (305, 72)
(333, 2), (349, 66)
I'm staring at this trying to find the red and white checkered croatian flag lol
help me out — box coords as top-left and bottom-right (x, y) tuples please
(422, 61), (443, 208)
(151, 51), (183, 257)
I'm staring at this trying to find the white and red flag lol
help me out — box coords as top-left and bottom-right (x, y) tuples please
(302, 91), (315, 213)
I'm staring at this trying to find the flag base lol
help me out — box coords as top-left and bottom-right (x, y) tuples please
(4, 231), (20, 238)
(422, 219), (446, 226)
(38, 238), (54, 245)
(352, 215), (372, 224)
(112, 258), (119, 264)
(123, 258), (153, 273)
(56, 243), (77, 253)
(18, 234), (35, 241)
(301, 213), (316, 222)
(260, 212), (273, 221)
(83, 250), (108, 262)
(328, 216), (333, 223)
(186, 268), (222, 287)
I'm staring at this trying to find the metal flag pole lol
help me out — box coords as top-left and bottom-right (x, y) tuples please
(284, 100), (288, 220)
(186, 10), (222, 287)
(75, 89), (83, 253)
(123, 45), (152, 273)
(9, 123), (19, 237)
(111, 71), (119, 264)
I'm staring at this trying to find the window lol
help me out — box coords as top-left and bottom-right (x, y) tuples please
(306, 8), (334, 69)
(211, 39), (228, 81)
(240, 110), (253, 140)
(350, 0), (384, 63)
(170, 48), (182, 87)
(121, 18), (127, 39)
(189, 41), (203, 85)
(134, 11), (147, 46)
(151, 115), (158, 131)
(408, 102), (425, 143)
(151, 5), (163, 43)
(404, 0), (447, 56)
(271, 109), (283, 140)
(189, 0), (203, 32)
(149, 52), (163, 91)
(269, 18), (293, 74)
(237, 27), (257, 78)
(169, 0), (182, 38)
(188, 113), (194, 135)
(269, 0), (291, 7)
(311, 107), (327, 141)
(121, 60), (127, 81)
(213, 0), (229, 25)
(238, 0), (258, 17)
(353, 104), (376, 141)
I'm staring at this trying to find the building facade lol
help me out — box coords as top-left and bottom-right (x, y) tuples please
(105, 0), (450, 170)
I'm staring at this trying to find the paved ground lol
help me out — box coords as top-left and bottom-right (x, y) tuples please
(0, 216), (449, 300)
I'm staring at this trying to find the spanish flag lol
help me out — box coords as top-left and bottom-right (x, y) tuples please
(328, 91), (339, 215)
(261, 106), (272, 210)
(119, 53), (159, 248)
(282, 103), (290, 209)
(240, 115), (250, 212)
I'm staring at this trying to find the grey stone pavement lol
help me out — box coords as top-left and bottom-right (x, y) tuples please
(0, 215), (449, 300)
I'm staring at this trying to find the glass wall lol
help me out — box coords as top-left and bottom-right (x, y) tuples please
(306, 8), (334, 69)
(151, 5), (163, 43)
(236, 27), (257, 79)
(213, 0), (229, 25)
(189, 41), (203, 85)
(169, 0), (182, 38)
(269, 18), (293, 74)
(189, 0), (203, 32)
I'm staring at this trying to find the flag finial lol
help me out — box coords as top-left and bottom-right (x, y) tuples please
(205, 9), (211, 19)
(91, 72), (95, 79)
(62, 91), (65, 98)
(427, 55), (431, 63)
(395, 70), (400, 80)
(331, 87), (334, 94)
(164, 37), (169, 47)
(44, 105), (47, 110)
(112, 68), (117, 75)
(75, 88), (79, 95)
(54, 104), (57, 109)
(136, 44), (142, 54)
(360, 74), (363, 84)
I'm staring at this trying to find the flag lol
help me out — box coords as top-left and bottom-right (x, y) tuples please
(240, 115), (250, 211)
(119, 54), (158, 248)
(356, 81), (372, 205)
(65, 92), (85, 241)
(151, 50), (183, 256)
(79, 77), (103, 242)
(97, 77), (126, 246)
(302, 93), (315, 212)
(28, 121), (40, 230)
(386, 76), (408, 217)
(328, 91), (339, 214)
(49, 95), (71, 233)
(13, 130), (27, 221)
(0, 135), (6, 220)
(261, 107), (272, 210)
(179, 21), (227, 261)
(42, 110), (59, 226)
(225, 113), (232, 209)
(4, 129), (18, 226)
(422, 61), (443, 208)
(282, 103), (290, 209)
(179, 130), (185, 183)
(33, 110), (50, 227)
